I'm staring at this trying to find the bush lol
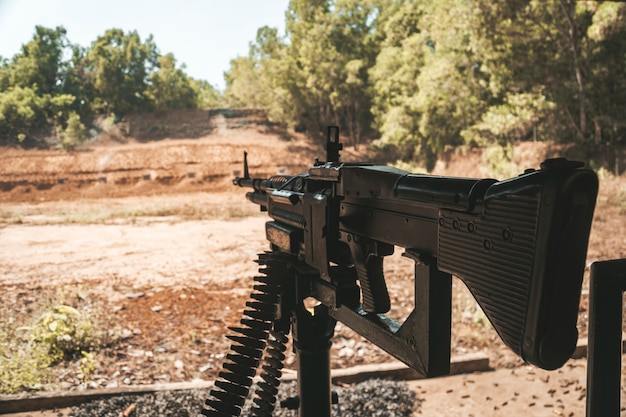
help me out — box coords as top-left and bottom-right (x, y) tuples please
(56, 111), (86, 151)
(30, 304), (100, 362)
(0, 302), (104, 393)
(0, 85), (47, 142)
(0, 328), (53, 393)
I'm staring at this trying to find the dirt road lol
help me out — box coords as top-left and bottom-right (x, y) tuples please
(0, 215), (268, 289)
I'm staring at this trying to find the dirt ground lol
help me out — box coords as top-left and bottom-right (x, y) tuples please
(1, 112), (625, 416)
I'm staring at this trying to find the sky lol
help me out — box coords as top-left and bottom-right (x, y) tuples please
(0, 0), (290, 90)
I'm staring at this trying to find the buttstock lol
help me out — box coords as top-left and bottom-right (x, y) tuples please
(437, 165), (598, 370)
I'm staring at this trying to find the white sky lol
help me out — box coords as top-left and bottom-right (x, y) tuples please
(0, 0), (290, 90)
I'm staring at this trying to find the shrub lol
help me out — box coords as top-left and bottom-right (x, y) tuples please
(0, 303), (104, 393)
(30, 304), (100, 362)
(0, 327), (53, 393)
(56, 111), (86, 151)
(0, 85), (47, 142)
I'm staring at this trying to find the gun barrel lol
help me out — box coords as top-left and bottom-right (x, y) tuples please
(233, 176), (270, 192)
(233, 175), (296, 192)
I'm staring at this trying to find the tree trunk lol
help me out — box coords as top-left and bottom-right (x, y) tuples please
(560, 0), (587, 142)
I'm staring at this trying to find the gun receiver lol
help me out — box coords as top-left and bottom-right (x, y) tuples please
(233, 128), (598, 372)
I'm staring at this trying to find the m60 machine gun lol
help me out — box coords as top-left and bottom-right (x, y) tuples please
(202, 127), (600, 417)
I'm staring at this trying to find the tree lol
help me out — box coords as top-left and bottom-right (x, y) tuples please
(584, 2), (626, 146)
(56, 111), (86, 151)
(148, 53), (197, 110)
(0, 86), (47, 142)
(224, 26), (293, 122)
(326, 0), (382, 146)
(457, 1), (626, 148)
(0, 25), (225, 147)
(61, 44), (96, 121)
(369, 1), (426, 160)
(0, 26), (78, 144)
(7, 26), (69, 95)
(225, 0), (384, 144)
(85, 29), (158, 114)
(191, 79), (222, 108)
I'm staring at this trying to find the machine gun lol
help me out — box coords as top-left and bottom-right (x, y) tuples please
(202, 127), (598, 417)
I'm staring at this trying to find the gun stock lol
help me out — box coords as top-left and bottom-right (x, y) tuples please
(437, 163), (598, 370)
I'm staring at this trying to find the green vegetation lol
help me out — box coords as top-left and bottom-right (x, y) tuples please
(0, 291), (110, 393)
(0, 26), (222, 148)
(1, 2), (624, 171)
(224, 0), (626, 170)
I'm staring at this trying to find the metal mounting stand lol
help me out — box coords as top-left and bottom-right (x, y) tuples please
(290, 303), (337, 417)
(282, 255), (451, 417)
(586, 259), (626, 417)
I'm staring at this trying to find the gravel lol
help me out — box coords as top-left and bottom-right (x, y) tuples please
(68, 379), (418, 417)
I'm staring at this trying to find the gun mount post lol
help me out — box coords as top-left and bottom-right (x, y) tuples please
(586, 258), (626, 417)
(289, 303), (336, 417)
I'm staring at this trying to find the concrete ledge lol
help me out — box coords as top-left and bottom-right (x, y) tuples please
(0, 352), (490, 414)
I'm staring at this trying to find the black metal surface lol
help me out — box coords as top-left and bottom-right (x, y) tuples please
(327, 253), (452, 377)
(292, 304), (336, 417)
(202, 252), (291, 417)
(586, 259), (626, 417)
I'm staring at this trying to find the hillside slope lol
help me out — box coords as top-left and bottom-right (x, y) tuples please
(3, 109), (622, 204)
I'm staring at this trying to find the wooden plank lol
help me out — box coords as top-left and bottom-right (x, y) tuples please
(0, 352), (490, 414)
(0, 381), (213, 414)
(330, 352), (490, 384)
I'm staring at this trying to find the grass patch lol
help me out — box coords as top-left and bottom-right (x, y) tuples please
(0, 193), (260, 226)
(0, 287), (113, 394)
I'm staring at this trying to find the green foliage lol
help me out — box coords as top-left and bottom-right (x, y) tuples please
(462, 91), (556, 146)
(8, 26), (69, 95)
(482, 143), (518, 179)
(222, 0), (626, 171)
(0, 25), (225, 146)
(225, 0), (382, 145)
(86, 29), (158, 114)
(0, 329), (53, 393)
(3, 3), (626, 167)
(56, 111), (86, 151)
(224, 26), (292, 121)
(0, 85), (47, 141)
(0, 299), (106, 394)
(147, 53), (197, 110)
(30, 305), (101, 362)
(191, 78), (222, 108)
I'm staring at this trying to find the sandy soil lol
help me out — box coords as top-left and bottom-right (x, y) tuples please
(1, 115), (625, 416)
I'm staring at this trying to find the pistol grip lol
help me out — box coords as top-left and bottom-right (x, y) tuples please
(349, 238), (393, 314)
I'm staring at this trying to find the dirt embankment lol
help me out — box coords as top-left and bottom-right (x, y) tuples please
(2, 107), (624, 204)
(0, 109), (379, 203)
